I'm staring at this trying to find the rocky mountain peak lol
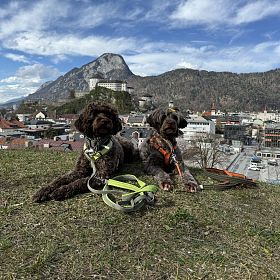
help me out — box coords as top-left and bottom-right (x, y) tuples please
(29, 53), (134, 100)
(84, 53), (133, 79)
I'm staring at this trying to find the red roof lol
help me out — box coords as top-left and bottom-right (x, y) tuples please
(202, 111), (212, 117)
(11, 138), (26, 146)
(0, 119), (12, 129)
(0, 118), (26, 129)
(38, 139), (83, 151)
(9, 119), (26, 128)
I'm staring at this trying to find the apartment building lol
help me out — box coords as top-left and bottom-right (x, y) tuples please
(264, 123), (280, 148)
(181, 116), (215, 141)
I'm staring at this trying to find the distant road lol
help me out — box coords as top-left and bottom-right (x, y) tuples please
(228, 146), (260, 180)
(228, 146), (280, 183)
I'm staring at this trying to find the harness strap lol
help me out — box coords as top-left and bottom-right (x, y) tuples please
(155, 144), (172, 166)
(84, 138), (113, 162)
(150, 135), (183, 176)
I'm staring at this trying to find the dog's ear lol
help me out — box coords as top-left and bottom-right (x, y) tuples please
(112, 117), (122, 135)
(177, 115), (188, 128)
(74, 103), (95, 136)
(147, 109), (166, 131)
(74, 114), (84, 133)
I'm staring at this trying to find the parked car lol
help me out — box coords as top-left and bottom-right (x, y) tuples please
(250, 162), (264, 169)
(268, 159), (278, 166)
(248, 166), (260, 171)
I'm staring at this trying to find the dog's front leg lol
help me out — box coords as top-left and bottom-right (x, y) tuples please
(32, 170), (89, 202)
(144, 155), (173, 191)
(49, 177), (90, 200)
(179, 163), (199, 193)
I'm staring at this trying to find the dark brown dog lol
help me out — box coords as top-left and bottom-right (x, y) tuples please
(33, 102), (135, 202)
(140, 108), (199, 192)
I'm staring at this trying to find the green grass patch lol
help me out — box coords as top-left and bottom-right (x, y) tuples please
(1, 150), (280, 279)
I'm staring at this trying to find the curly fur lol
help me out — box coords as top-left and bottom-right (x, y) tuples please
(33, 102), (136, 202)
(140, 108), (198, 192)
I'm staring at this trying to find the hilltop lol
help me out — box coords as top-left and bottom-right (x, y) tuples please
(1, 149), (279, 279)
(15, 86), (134, 115)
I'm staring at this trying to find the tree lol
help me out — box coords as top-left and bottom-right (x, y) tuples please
(44, 127), (58, 139)
(182, 134), (227, 168)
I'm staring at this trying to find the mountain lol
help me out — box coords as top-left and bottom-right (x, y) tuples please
(127, 68), (280, 112)
(0, 96), (26, 108)
(29, 53), (280, 112)
(30, 53), (134, 100)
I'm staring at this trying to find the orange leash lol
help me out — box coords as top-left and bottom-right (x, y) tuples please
(175, 162), (183, 177)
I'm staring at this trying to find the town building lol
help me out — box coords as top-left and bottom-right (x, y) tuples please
(26, 119), (53, 130)
(17, 114), (31, 122)
(0, 118), (26, 133)
(181, 116), (215, 141)
(256, 149), (280, 159)
(256, 109), (280, 122)
(224, 124), (251, 144)
(126, 115), (147, 127)
(119, 127), (153, 148)
(35, 111), (48, 119)
(263, 123), (280, 148)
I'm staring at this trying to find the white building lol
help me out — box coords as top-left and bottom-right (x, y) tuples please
(89, 78), (100, 90)
(256, 109), (280, 122)
(35, 111), (47, 119)
(27, 120), (53, 130)
(97, 80), (127, 91)
(89, 77), (128, 92)
(17, 114), (31, 122)
(181, 116), (215, 141)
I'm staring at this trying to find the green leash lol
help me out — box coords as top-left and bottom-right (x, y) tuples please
(88, 174), (159, 212)
(83, 137), (158, 212)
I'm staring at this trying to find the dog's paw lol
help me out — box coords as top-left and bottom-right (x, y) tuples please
(49, 187), (69, 201)
(32, 186), (53, 203)
(185, 181), (198, 193)
(159, 180), (173, 191)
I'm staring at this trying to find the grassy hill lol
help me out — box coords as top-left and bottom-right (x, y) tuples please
(1, 150), (280, 279)
(55, 87), (134, 115)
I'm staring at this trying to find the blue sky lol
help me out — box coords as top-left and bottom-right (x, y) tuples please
(1, 0), (280, 103)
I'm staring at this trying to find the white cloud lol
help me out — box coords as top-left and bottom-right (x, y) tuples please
(125, 40), (280, 76)
(74, 3), (119, 28)
(170, 0), (236, 26)
(170, 0), (280, 27)
(4, 53), (30, 63)
(233, 1), (280, 25)
(0, 0), (70, 38)
(0, 64), (61, 103)
(3, 31), (139, 58)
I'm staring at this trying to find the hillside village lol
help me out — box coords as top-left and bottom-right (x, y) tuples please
(1, 72), (280, 185)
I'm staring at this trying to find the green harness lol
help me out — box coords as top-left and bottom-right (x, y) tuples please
(84, 137), (158, 212)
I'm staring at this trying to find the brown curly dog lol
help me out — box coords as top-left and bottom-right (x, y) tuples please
(33, 102), (136, 202)
(140, 107), (199, 192)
